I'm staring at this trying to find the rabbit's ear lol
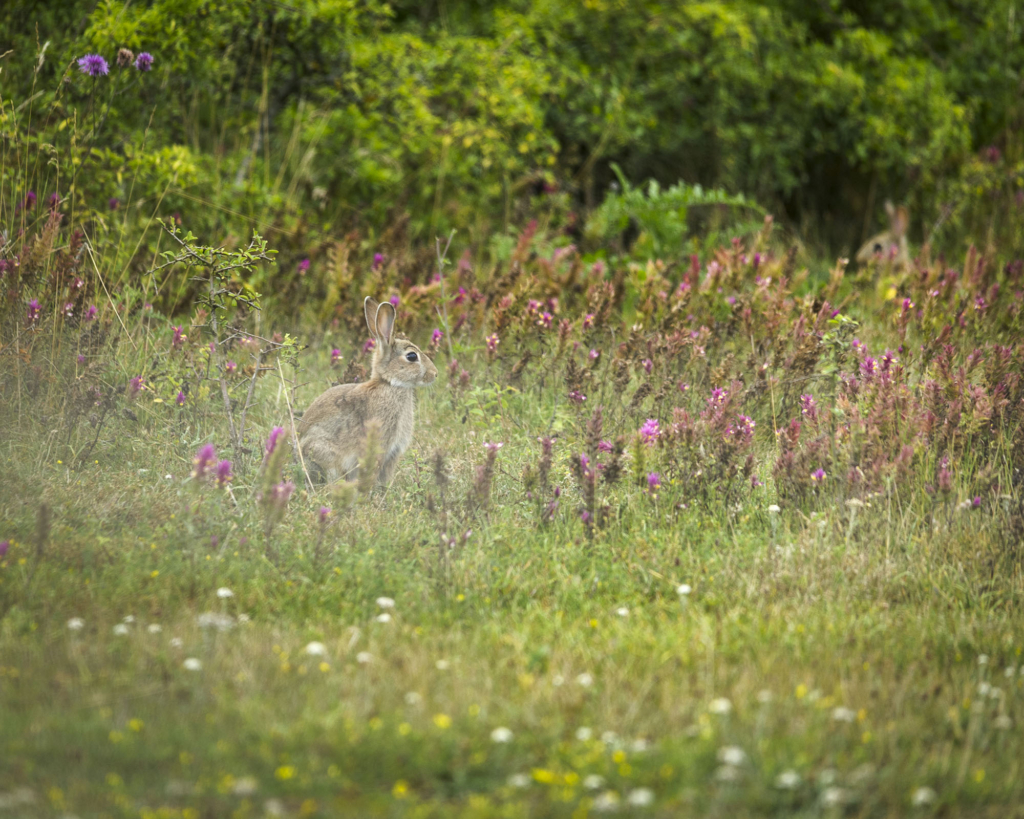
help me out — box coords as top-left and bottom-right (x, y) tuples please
(364, 297), (381, 338)
(375, 301), (396, 346)
(893, 206), (909, 237)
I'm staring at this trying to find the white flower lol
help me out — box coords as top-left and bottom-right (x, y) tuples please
(552, 674), (565, 686)
(832, 707), (856, 723)
(994, 714), (1012, 730)
(820, 787), (850, 807)
(987, 686), (1002, 700)
(576, 727), (593, 741)
(232, 777), (258, 796)
(583, 774), (605, 790)
(183, 658), (202, 671)
(237, 613), (251, 624)
(1004, 665), (1017, 678)
(768, 504), (781, 513)
(911, 786), (936, 807)
(164, 474), (173, 480)
(626, 788), (654, 807)
(601, 731), (619, 746)
(507, 773), (530, 789)
(977, 681), (991, 697)
(709, 697), (732, 715)
(576, 672), (594, 687)
(197, 612), (234, 631)
(113, 623), (129, 636)
(756, 689), (773, 704)
(978, 654), (989, 665)
(123, 615), (136, 624)
(216, 587), (234, 599)
(677, 583), (692, 596)
(818, 769), (837, 786)
(435, 659), (450, 671)
(147, 624), (162, 634)
(616, 607), (629, 617)
(715, 765), (741, 783)
(592, 791), (621, 813)
(356, 651), (372, 664)
(375, 613), (392, 624)
(67, 618), (84, 631)
(305, 642), (327, 657)
(490, 727), (513, 743)
(404, 692), (422, 705)
(170, 637), (184, 648)
(376, 597), (395, 609)
(717, 746), (746, 766)
(775, 770), (801, 789)
(630, 738), (649, 753)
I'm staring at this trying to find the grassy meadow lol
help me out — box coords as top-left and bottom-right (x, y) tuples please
(3, 9), (1024, 818)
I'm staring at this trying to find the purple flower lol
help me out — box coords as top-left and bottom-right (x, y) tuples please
(19, 191), (37, 211)
(225, 361), (237, 375)
(318, 506), (331, 525)
(265, 426), (285, 455)
(363, 338), (376, 354)
(538, 312), (553, 329)
(484, 441), (504, 454)
(583, 313), (595, 330)
(589, 348), (600, 361)
(175, 391), (186, 407)
(646, 472), (661, 497)
(270, 480), (295, 509)
(810, 468), (826, 483)
(192, 443), (217, 480)
(133, 52), (153, 72)
(708, 387), (728, 406)
(860, 357), (877, 379)
(48, 192), (60, 208)
(78, 54), (109, 77)
(972, 496), (982, 509)
(568, 390), (586, 404)
(800, 394), (817, 420)
(171, 325), (185, 350)
(639, 418), (660, 446)
(297, 258), (310, 275)
(77, 354), (86, 365)
(0, 540), (8, 559)
(27, 299), (41, 323)
(597, 440), (613, 453)
(580, 510), (592, 524)
(486, 334), (499, 353)
(389, 294), (400, 307)
(372, 253), (385, 271)
(330, 349), (343, 366)
(63, 302), (75, 318)
(128, 376), (144, 399)
(109, 197), (120, 211)
(641, 358), (653, 374)
(84, 305), (98, 322)
(215, 460), (233, 487)
(432, 328), (444, 346)
(727, 415), (756, 443)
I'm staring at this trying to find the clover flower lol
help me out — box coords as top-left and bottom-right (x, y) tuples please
(78, 54), (109, 77)
(133, 52), (153, 71)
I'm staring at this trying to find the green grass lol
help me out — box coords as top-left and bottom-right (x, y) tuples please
(2, 358), (1023, 819)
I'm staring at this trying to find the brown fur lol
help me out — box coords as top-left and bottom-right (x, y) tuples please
(298, 297), (437, 484)
(856, 201), (910, 267)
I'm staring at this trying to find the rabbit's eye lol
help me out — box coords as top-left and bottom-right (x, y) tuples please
(405, 352), (418, 362)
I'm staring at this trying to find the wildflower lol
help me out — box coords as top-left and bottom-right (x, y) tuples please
(116, 48), (134, 68)
(113, 623), (129, 636)
(820, 787), (850, 807)
(810, 469), (826, 483)
(376, 597), (395, 609)
(84, 305), (98, 322)
(832, 707), (856, 723)
(775, 770), (801, 789)
(147, 624), (162, 634)
(911, 787), (936, 807)
(568, 390), (586, 404)
(198, 612), (235, 631)
(48, 192), (60, 208)
(718, 746), (746, 766)
(63, 302), (74, 318)
(78, 54), (109, 77)
(576, 672), (594, 687)
(318, 506), (331, 525)
(431, 328), (444, 346)
(589, 348), (600, 361)
(305, 642), (327, 657)
(435, 659), (450, 670)
(363, 338), (376, 354)
(216, 587), (234, 599)
(538, 311), (553, 329)
(583, 313), (595, 330)
(592, 792), (621, 812)
(192, 444), (217, 480)
(297, 258), (310, 275)
(626, 788), (654, 807)
(67, 617), (84, 631)
(860, 357), (878, 379)
(639, 418), (660, 445)
(108, 197), (120, 211)
(799, 394), (817, 419)
(170, 637), (183, 648)
(183, 658), (202, 671)
(265, 426), (285, 455)
(486, 333), (499, 353)
(27, 299), (41, 323)
(269, 480), (295, 509)
(583, 774), (605, 790)
(356, 651), (372, 664)
(330, 349), (342, 366)
(171, 325), (185, 349)
(133, 52), (153, 71)
(709, 697), (732, 715)
(972, 496), (982, 509)
(376, 613), (392, 623)
(484, 441), (504, 454)
(372, 253), (384, 271)
(491, 727), (513, 743)
(128, 376), (144, 399)
(507, 773), (530, 789)
(646, 472), (661, 498)
(616, 607), (629, 617)
(768, 504), (781, 513)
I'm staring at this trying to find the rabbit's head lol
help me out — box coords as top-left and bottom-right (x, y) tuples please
(364, 296), (438, 388)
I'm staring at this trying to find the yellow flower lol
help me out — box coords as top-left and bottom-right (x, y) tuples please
(275, 765), (296, 780)
(433, 713), (451, 729)
(393, 780), (409, 798)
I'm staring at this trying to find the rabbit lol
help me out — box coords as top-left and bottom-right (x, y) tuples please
(856, 201), (910, 266)
(298, 297), (438, 485)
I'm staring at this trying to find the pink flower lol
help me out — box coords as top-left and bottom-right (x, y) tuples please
(330, 349), (343, 366)
(128, 376), (144, 399)
(432, 328), (444, 346)
(642, 359), (653, 374)
(265, 426), (285, 455)
(583, 313), (595, 330)
(568, 390), (586, 404)
(84, 305), (98, 322)
(225, 361), (237, 375)
(318, 506), (331, 525)
(176, 391), (186, 406)
(810, 468), (826, 483)
(538, 312), (553, 329)
(597, 440), (613, 453)
(363, 338), (376, 354)
(63, 303), (75, 318)
(270, 480), (295, 509)
(297, 258), (310, 275)
(486, 334), (499, 353)
(171, 325), (185, 350)
(589, 348), (600, 361)
(646, 472), (661, 497)
(27, 299), (41, 323)
(192, 444), (217, 480)
(639, 418), (660, 446)
(389, 295), (400, 307)
(372, 253), (384, 271)
(215, 460), (233, 486)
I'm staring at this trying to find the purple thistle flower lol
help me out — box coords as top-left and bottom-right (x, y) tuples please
(389, 294), (400, 307)
(215, 460), (233, 487)
(77, 354), (86, 365)
(78, 54), (109, 77)
(133, 52), (153, 72)
(225, 361), (237, 375)
(330, 348), (343, 366)
(810, 468), (826, 483)
(84, 305), (98, 322)
(639, 418), (660, 446)
(372, 253), (384, 271)
(486, 333), (499, 353)
(128, 376), (144, 399)
(175, 391), (186, 407)
(972, 496), (982, 509)
(192, 443), (217, 480)
(318, 506), (331, 525)
(266, 426), (285, 455)
(27, 299), (41, 323)
(297, 258), (310, 275)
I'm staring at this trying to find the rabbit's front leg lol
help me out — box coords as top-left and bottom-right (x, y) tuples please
(377, 451), (400, 487)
